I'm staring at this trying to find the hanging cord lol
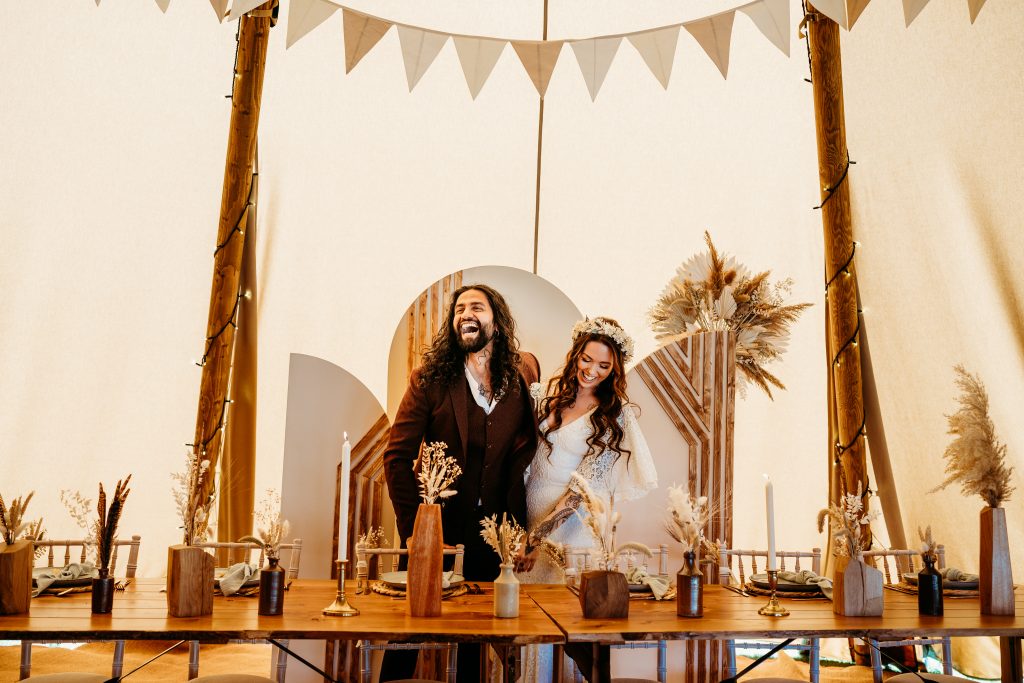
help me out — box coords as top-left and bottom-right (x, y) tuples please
(798, 1), (816, 83)
(104, 640), (187, 682)
(814, 151), (856, 210)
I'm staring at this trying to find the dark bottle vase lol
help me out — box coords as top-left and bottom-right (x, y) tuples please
(918, 555), (943, 616)
(258, 557), (285, 616)
(677, 550), (704, 618)
(92, 567), (114, 614)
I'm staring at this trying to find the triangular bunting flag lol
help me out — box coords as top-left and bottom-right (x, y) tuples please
(740, 0), (790, 56)
(813, 0), (872, 30)
(286, 0), (339, 49)
(968, 0), (987, 23)
(512, 41), (564, 98)
(453, 37), (506, 100)
(570, 37), (622, 101)
(209, 0), (229, 22)
(684, 12), (735, 78)
(228, 0), (268, 20)
(341, 9), (392, 71)
(397, 26), (449, 91)
(901, 0), (932, 26)
(155, 0), (171, 12)
(628, 26), (680, 89)
(95, 0), (101, 6)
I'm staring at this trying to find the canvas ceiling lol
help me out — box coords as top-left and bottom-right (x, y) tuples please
(1, 0), (1021, 675)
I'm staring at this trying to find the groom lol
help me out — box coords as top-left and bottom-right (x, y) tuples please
(382, 283), (540, 680)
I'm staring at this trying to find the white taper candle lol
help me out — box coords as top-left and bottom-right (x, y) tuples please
(338, 432), (351, 562)
(764, 474), (776, 571)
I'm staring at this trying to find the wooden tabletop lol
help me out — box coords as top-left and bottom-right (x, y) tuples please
(524, 584), (1024, 644)
(0, 579), (562, 645)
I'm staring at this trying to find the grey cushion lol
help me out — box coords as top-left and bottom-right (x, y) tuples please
(21, 675), (106, 683)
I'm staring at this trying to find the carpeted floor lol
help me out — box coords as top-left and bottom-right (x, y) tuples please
(2, 642), (878, 682)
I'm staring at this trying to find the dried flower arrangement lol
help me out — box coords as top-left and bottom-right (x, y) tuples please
(238, 489), (290, 562)
(95, 476), (132, 573)
(571, 472), (651, 571)
(664, 485), (719, 560)
(0, 492), (35, 546)
(817, 483), (878, 558)
(172, 451), (217, 545)
(24, 519), (46, 559)
(540, 539), (566, 570)
(931, 365), (1014, 508)
(417, 441), (461, 505)
(649, 231), (811, 399)
(480, 513), (526, 565)
(918, 525), (939, 564)
(357, 526), (388, 549)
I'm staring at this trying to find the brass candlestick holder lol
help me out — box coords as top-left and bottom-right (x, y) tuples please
(323, 559), (360, 617)
(757, 569), (789, 617)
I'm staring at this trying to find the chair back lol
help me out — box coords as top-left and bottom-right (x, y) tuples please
(192, 539), (303, 578)
(717, 546), (821, 586)
(861, 546), (945, 585)
(33, 535), (142, 577)
(561, 543), (670, 588)
(354, 542), (465, 589)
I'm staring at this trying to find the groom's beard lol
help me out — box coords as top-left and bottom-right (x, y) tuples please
(457, 324), (493, 353)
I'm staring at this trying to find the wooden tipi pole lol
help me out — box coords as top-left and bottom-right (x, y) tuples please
(805, 3), (871, 543)
(193, 2), (274, 505)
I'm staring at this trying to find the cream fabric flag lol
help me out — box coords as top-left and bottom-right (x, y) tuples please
(341, 10), (392, 72)
(286, 0), (339, 49)
(684, 12), (735, 78)
(512, 41), (564, 98)
(968, 0), (988, 23)
(812, 0), (872, 30)
(628, 26), (680, 89)
(154, 0), (171, 11)
(569, 37), (622, 101)
(453, 37), (506, 100)
(397, 26), (449, 91)
(901, 0), (932, 26)
(209, 0), (229, 22)
(228, 0), (269, 20)
(741, 0), (790, 56)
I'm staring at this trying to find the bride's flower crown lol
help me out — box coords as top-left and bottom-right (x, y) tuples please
(571, 318), (635, 364)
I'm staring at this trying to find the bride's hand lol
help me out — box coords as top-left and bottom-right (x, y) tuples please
(514, 546), (539, 573)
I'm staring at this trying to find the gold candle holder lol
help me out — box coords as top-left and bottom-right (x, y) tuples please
(323, 560), (360, 617)
(757, 569), (789, 617)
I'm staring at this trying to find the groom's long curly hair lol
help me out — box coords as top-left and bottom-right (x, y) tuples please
(417, 284), (523, 399)
(539, 317), (632, 461)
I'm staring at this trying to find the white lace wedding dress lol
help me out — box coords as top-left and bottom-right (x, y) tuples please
(517, 405), (657, 681)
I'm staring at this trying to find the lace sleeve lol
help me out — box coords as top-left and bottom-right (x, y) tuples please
(572, 407), (658, 501)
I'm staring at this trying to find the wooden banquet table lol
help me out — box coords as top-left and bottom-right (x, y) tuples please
(525, 584), (1024, 683)
(3, 580), (1022, 682)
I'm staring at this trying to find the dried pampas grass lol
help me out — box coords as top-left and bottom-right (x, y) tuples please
(931, 365), (1014, 508)
(571, 472), (651, 570)
(0, 491), (34, 546)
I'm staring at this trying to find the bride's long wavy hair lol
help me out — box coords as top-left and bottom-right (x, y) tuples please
(539, 317), (632, 461)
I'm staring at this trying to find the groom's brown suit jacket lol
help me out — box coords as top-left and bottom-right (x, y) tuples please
(384, 353), (540, 549)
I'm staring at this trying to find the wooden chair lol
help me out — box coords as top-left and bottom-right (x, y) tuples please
(561, 544), (670, 683)
(861, 547), (952, 682)
(718, 545), (823, 683)
(355, 541), (465, 683)
(20, 535), (141, 681)
(188, 539), (303, 682)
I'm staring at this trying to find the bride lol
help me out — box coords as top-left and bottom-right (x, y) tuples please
(517, 316), (658, 580)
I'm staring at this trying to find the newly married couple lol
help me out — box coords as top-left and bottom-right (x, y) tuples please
(383, 283), (658, 681)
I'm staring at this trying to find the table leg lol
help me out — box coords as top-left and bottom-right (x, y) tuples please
(490, 643), (523, 682)
(1001, 636), (1022, 683)
(590, 643), (610, 683)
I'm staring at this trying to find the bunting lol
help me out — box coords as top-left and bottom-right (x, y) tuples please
(286, 0), (338, 49)
(684, 12), (735, 78)
(397, 27), (449, 91)
(453, 37), (506, 99)
(569, 37), (622, 101)
(627, 27), (680, 89)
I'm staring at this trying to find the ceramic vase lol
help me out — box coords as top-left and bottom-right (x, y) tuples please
(494, 563), (519, 618)
(676, 550), (704, 618)
(91, 567), (115, 614)
(259, 557), (285, 616)
(407, 503), (443, 617)
(917, 554), (942, 616)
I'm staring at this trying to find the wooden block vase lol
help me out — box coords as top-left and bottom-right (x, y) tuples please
(980, 506), (1015, 616)
(579, 570), (629, 619)
(832, 555), (883, 617)
(407, 503), (443, 617)
(0, 540), (33, 615)
(166, 544), (215, 617)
